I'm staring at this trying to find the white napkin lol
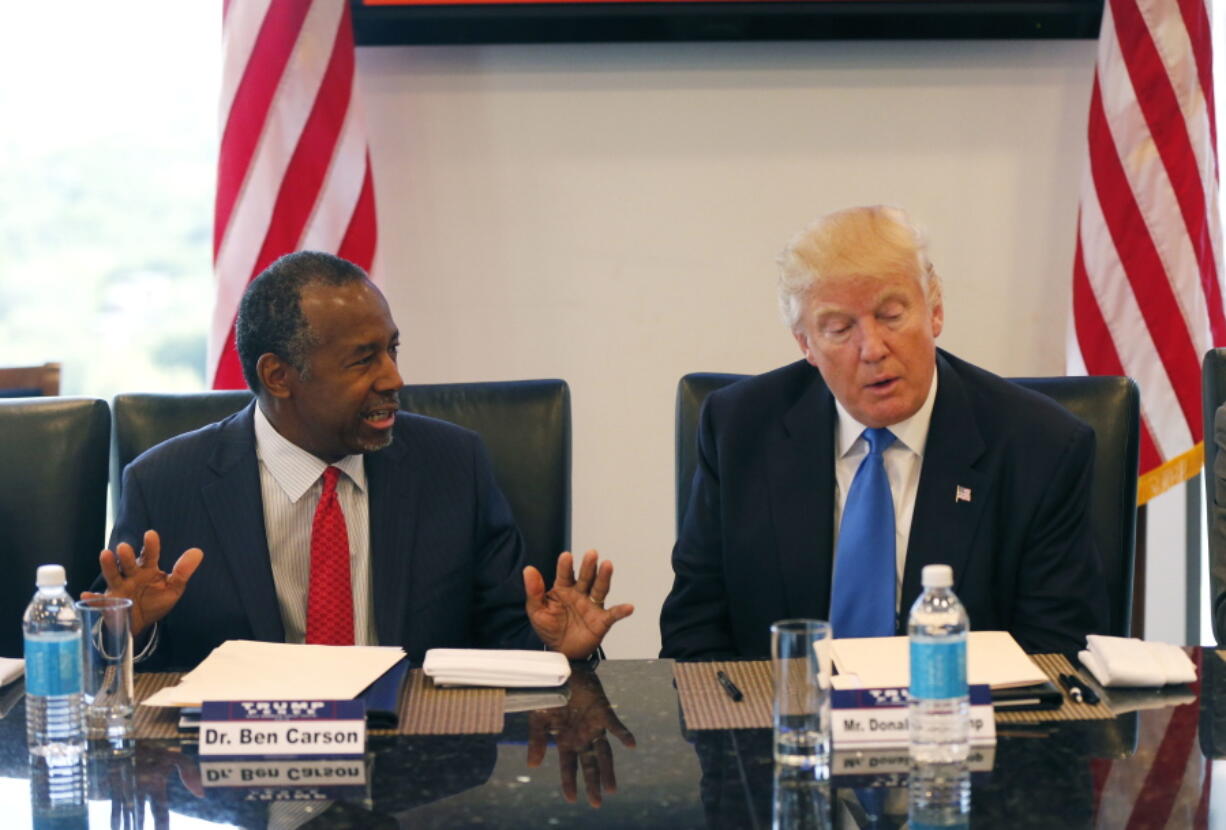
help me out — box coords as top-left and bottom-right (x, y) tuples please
(1101, 686), (1198, 715)
(504, 689), (570, 713)
(1079, 635), (1197, 687)
(422, 649), (571, 688)
(0, 658), (22, 686)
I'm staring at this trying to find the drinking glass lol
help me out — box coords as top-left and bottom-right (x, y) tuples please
(75, 597), (134, 754)
(771, 618), (831, 775)
(772, 761), (832, 830)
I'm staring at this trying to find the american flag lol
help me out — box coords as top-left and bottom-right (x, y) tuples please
(1088, 650), (1209, 827)
(1068, 0), (1224, 503)
(210, 0), (378, 389)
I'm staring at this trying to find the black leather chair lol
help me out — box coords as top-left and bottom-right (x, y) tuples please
(110, 390), (254, 515)
(675, 371), (1140, 637)
(1202, 349), (1226, 642)
(111, 380), (570, 576)
(398, 380), (571, 576)
(675, 373), (749, 536)
(0, 398), (110, 657)
(1010, 376), (1140, 639)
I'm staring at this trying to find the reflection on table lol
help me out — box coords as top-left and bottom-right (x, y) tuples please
(1, 653), (1223, 827)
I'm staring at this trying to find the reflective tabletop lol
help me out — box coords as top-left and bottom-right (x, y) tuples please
(3, 653), (1225, 828)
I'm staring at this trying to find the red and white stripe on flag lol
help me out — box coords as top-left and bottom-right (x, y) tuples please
(210, 0), (378, 389)
(1088, 652), (1209, 827)
(1069, 0), (1225, 504)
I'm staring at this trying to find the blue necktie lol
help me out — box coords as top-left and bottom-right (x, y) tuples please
(831, 427), (897, 638)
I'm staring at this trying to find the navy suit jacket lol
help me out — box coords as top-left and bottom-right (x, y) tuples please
(660, 350), (1110, 658)
(111, 403), (540, 670)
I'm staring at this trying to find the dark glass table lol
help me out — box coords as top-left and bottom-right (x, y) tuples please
(2, 653), (1223, 828)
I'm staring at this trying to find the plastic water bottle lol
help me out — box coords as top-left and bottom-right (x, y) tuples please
(30, 754), (87, 829)
(908, 564), (969, 763)
(23, 565), (85, 761)
(909, 760), (971, 829)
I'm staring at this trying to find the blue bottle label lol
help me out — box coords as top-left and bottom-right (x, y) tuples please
(24, 633), (82, 696)
(909, 639), (966, 699)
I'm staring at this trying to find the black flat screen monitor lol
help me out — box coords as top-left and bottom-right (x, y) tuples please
(354, 0), (1105, 46)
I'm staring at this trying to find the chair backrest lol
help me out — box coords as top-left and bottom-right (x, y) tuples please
(0, 398), (110, 657)
(111, 390), (255, 514)
(0, 362), (61, 398)
(674, 371), (1140, 637)
(675, 373), (747, 535)
(1010, 376), (1139, 638)
(399, 380), (571, 576)
(111, 380), (571, 577)
(1202, 348), (1226, 641)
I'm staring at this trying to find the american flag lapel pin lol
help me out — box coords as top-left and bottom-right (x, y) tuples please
(955, 486), (972, 503)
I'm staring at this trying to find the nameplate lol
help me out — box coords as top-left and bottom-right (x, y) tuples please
(830, 685), (996, 750)
(831, 745), (996, 786)
(199, 700), (366, 757)
(200, 757), (369, 800)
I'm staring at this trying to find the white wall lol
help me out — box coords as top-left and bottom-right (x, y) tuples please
(356, 39), (1134, 656)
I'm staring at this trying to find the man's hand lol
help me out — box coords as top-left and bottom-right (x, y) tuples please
(134, 744), (205, 826)
(527, 669), (636, 807)
(83, 530), (203, 637)
(524, 551), (634, 660)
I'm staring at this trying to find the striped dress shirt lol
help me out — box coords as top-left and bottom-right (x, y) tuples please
(253, 406), (377, 646)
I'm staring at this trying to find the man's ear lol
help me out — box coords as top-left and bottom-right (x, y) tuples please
(257, 353), (294, 399)
(927, 274), (944, 339)
(794, 330), (819, 369)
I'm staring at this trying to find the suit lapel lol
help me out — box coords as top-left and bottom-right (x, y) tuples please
(901, 354), (988, 614)
(200, 404), (284, 642)
(769, 375), (837, 621)
(367, 427), (415, 647)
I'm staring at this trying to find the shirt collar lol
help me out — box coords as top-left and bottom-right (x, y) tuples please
(834, 367), (939, 459)
(253, 403), (367, 502)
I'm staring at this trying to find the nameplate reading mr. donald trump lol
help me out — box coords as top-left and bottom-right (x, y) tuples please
(199, 700), (366, 757)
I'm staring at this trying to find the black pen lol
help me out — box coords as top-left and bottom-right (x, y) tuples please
(1059, 673), (1100, 705)
(716, 670), (744, 702)
(1069, 673), (1100, 705)
(1058, 673), (1084, 704)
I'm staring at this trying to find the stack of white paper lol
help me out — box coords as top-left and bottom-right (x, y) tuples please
(141, 640), (406, 708)
(423, 649), (570, 687)
(0, 658), (23, 686)
(830, 631), (1048, 690)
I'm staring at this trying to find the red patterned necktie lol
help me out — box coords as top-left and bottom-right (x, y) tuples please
(306, 466), (354, 645)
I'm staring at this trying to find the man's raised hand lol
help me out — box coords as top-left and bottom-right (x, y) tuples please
(524, 550), (634, 660)
(83, 530), (202, 636)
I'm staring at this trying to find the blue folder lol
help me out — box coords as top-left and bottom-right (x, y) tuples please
(358, 656), (411, 729)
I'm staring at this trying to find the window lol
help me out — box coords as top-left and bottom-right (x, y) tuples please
(0, 2), (218, 397)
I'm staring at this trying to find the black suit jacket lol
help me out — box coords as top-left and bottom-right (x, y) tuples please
(1210, 403), (1226, 642)
(660, 350), (1109, 658)
(112, 403), (540, 670)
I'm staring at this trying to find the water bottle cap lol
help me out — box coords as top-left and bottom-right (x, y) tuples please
(921, 564), (953, 588)
(35, 565), (67, 588)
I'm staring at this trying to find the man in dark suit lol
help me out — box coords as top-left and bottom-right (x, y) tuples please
(90, 251), (632, 669)
(1210, 403), (1226, 643)
(660, 206), (1107, 658)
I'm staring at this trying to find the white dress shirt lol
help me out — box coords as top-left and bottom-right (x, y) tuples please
(832, 371), (938, 608)
(253, 405), (377, 646)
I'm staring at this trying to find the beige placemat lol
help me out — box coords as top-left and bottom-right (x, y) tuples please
(397, 669), (505, 735)
(673, 660), (773, 730)
(675, 653), (1114, 730)
(134, 673), (185, 739)
(994, 653), (1114, 723)
(135, 668), (506, 738)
